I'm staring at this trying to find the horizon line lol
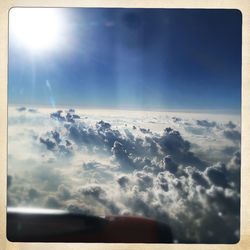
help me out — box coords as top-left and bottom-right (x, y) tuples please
(8, 103), (241, 115)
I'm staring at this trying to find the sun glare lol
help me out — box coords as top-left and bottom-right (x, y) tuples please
(10, 8), (63, 52)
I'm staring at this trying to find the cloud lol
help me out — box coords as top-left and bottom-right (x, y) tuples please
(33, 166), (64, 192)
(225, 121), (236, 129)
(117, 175), (130, 189)
(45, 195), (63, 208)
(191, 171), (209, 188)
(156, 127), (207, 170)
(172, 117), (182, 123)
(196, 120), (217, 128)
(111, 141), (134, 170)
(197, 207), (240, 243)
(79, 185), (120, 214)
(226, 152), (240, 192)
(51, 131), (61, 144)
(57, 184), (71, 200)
(227, 152), (240, 171)
(185, 126), (206, 135)
(221, 146), (239, 156)
(156, 172), (169, 191)
(140, 128), (152, 134)
(157, 127), (191, 153)
(16, 106), (26, 112)
(28, 188), (40, 200)
(67, 123), (104, 151)
(96, 120), (111, 130)
(80, 185), (106, 200)
(205, 164), (229, 188)
(7, 107), (241, 243)
(223, 130), (241, 142)
(135, 171), (154, 191)
(28, 108), (37, 113)
(206, 186), (240, 215)
(50, 110), (66, 122)
(162, 155), (178, 174)
(66, 203), (92, 215)
(7, 175), (12, 188)
(40, 137), (56, 150)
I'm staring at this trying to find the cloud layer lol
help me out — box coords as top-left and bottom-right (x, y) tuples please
(8, 107), (241, 243)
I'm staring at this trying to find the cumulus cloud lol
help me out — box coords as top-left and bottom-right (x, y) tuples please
(117, 175), (130, 189)
(28, 108), (37, 113)
(80, 185), (106, 200)
(111, 141), (134, 170)
(135, 171), (154, 191)
(223, 130), (241, 142)
(45, 195), (63, 209)
(50, 110), (66, 122)
(28, 188), (40, 200)
(40, 137), (56, 150)
(57, 184), (71, 200)
(225, 121), (237, 129)
(172, 117), (182, 123)
(7, 107), (241, 243)
(221, 146), (239, 156)
(156, 127), (207, 170)
(79, 185), (120, 215)
(139, 128), (152, 134)
(16, 106), (26, 112)
(196, 120), (217, 128)
(227, 152), (240, 171)
(226, 152), (240, 192)
(156, 172), (169, 191)
(162, 155), (178, 174)
(191, 170), (209, 188)
(205, 163), (229, 188)
(185, 126), (206, 135)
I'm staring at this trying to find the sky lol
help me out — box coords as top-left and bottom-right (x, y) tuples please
(8, 8), (242, 112)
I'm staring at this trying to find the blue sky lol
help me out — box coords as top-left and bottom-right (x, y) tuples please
(9, 8), (242, 112)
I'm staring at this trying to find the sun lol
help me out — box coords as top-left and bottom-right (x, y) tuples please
(9, 8), (63, 52)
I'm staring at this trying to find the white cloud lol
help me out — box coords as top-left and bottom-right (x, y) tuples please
(7, 106), (241, 243)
